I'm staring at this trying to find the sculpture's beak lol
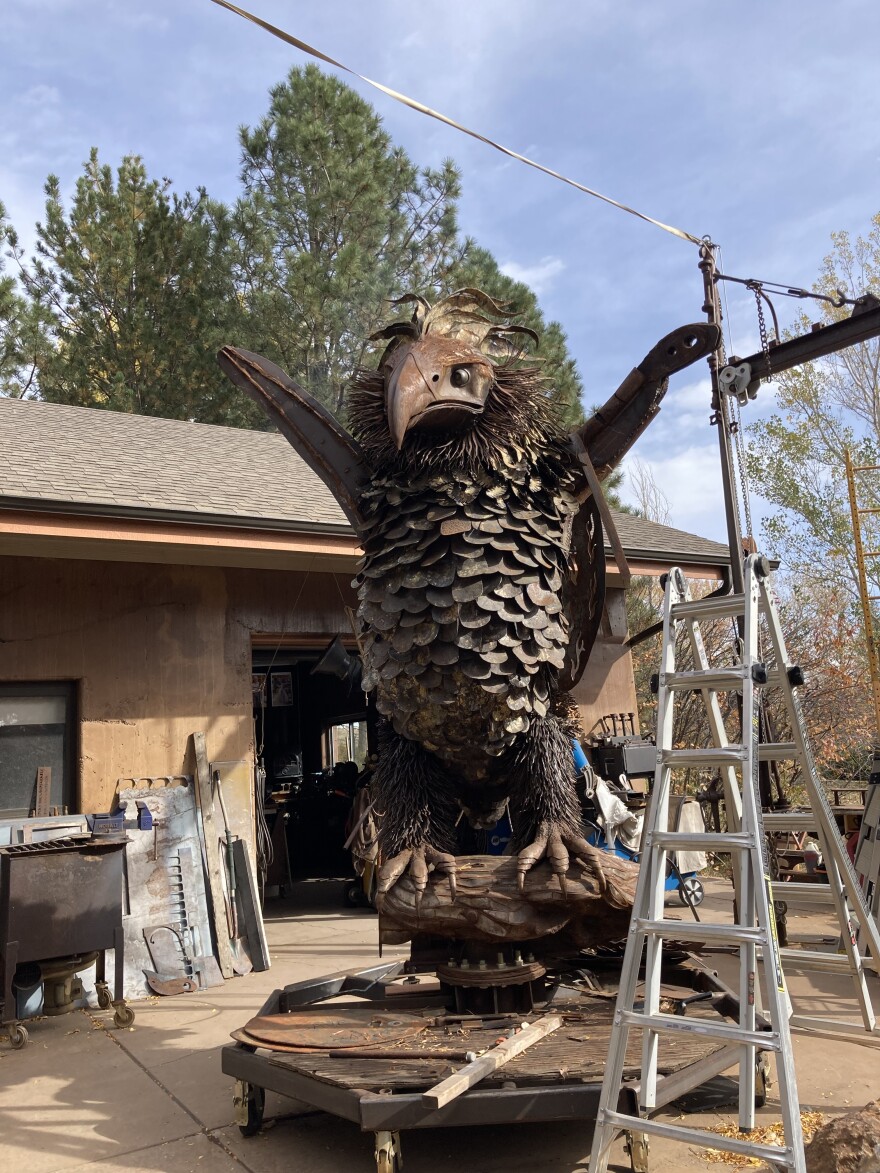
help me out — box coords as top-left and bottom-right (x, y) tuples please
(386, 337), (494, 450)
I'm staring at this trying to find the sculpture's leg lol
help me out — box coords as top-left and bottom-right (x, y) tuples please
(373, 726), (459, 901)
(508, 709), (629, 908)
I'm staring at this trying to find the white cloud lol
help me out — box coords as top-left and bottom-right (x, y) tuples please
(500, 255), (564, 295)
(619, 443), (727, 541)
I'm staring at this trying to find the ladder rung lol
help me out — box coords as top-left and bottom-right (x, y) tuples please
(662, 747), (745, 767)
(670, 593), (746, 621)
(758, 742), (799, 760)
(620, 1009), (779, 1051)
(780, 948), (866, 974)
(774, 882), (835, 903)
(762, 811), (817, 832)
(637, 919), (765, 946)
(665, 668), (745, 691)
(663, 668), (790, 692)
(652, 831), (753, 852)
(597, 1111), (795, 1167)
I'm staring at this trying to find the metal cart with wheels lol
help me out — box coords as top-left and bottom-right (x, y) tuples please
(222, 955), (765, 1172)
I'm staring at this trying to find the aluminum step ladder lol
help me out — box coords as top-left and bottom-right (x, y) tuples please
(589, 555), (880, 1173)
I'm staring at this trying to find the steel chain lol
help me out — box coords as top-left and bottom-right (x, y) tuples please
(749, 282), (773, 384)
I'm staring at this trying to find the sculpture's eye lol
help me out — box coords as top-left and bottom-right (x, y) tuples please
(450, 366), (471, 388)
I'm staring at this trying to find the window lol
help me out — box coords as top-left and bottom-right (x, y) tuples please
(325, 718), (369, 770)
(0, 683), (77, 817)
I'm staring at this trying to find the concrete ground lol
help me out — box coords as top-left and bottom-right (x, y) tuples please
(1, 877), (878, 1173)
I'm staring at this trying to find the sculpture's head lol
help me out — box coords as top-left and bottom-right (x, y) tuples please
(348, 290), (563, 473)
(370, 290), (538, 450)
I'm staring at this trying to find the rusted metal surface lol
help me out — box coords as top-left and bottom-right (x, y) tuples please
(220, 293), (714, 912)
(578, 321), (720, 477)
(222, 957), (749, 1137)
(0, 836), (128, 1028)
(234, 1008), (428, 1053)
(144, 970), (198, 996)
(436, 958), (545, 988)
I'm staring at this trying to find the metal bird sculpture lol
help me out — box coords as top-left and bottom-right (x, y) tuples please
(219, 291), (717, 904)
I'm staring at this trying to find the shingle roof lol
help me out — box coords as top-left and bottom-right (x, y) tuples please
(0, 397), (730, 564)
(0, 396), (347, 531)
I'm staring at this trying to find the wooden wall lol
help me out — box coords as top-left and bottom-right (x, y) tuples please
(0, 555), (637, 814)
(0, 556), (354, 813)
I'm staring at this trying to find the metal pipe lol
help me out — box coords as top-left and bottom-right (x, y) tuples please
(699, 244), (744, 595)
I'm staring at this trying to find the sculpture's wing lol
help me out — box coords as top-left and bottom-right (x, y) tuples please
(557, 492), (606, 695)
(578, 322), (720, 479)
(218, 346), (371, 531)
(558, 321), (720, 692)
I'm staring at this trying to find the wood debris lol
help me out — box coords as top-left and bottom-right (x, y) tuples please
(698, 1110), (825, 1166)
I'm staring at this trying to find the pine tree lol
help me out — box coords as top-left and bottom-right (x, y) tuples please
(234, 64), (466, 414)
(0, 203), (45, 398)
(19, 150), (258, 425)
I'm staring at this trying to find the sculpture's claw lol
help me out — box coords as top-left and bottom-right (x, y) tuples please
(546, 827), (571, 894)
(378, 843), (457, 902)
(377, 848), (413, 895)
(518, 823), (602, 901)
(567, 833), (610, 899)
(517, 826), (549, 891)
(424, 845), (457, 901)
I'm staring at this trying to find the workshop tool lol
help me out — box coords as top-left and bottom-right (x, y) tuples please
(213, 768), (252, 976)
(144, 925), (190, 978)
(589, 557), (880, 1173)
(144, 970), (198, 996)
(178, 846), (224, 988)
(421, 1014), (563, 1109)
(190, 735), (235, 980)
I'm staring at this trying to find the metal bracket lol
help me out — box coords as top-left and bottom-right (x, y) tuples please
(719, 361), (758, 406)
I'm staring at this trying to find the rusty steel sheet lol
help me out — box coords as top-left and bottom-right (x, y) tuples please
(234, 1008), (429, 1053)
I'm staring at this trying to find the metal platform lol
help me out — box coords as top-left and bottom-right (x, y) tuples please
(221, 956), (766, 1172)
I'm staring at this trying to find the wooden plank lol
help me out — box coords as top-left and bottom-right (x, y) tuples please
(269, 997), (728, 1092)
(34, 767), (52, 817)
(421, 1015), (563, 1109)
(232, 837), (270, 972)
(188, 732), (235, 979)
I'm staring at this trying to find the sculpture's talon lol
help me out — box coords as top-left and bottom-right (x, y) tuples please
(546, 828), (570, 891)
(378, 848), (413, 894)
(566, 833), (610, 899)
(377, 843), (457, 902)
(410, 846), (429, 895)
(423, 846), (457, 901)
(519, 823), (607, 901)
(516, 826), (550, 891)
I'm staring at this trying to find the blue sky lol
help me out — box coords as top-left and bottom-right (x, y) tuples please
(3, 0), (880, 543)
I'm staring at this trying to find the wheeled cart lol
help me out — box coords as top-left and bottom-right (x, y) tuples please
(222, 955), (768, 1172)
(0, 835), (134, 1047)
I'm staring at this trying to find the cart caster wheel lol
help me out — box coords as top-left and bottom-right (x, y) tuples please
(755, 1053), (771, 1109)
(236, 1082), (265, 1137)
(624, 1129), (649, 1173)
(113, 1005), (135, 1028)
(375, 1129), (402, 1172)
(8, 1024), (29, 1050)
(679, 877), (704, 906)
(344, 881), (364, 908)
(96, 983), (112, 1010)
